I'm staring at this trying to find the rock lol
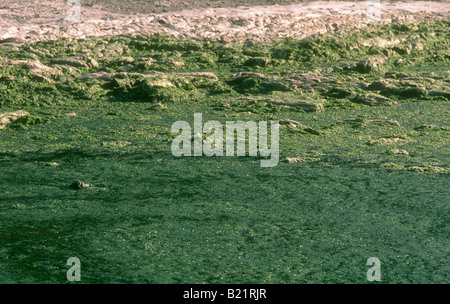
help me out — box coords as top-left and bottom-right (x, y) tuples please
(260, 80), (291, 92)
(271, 48), (291, 59)
(141, 78), (175, 89)
(325, 87), (353, 98)
(301, 128), (322, 135)
(351, 94), (397, 106)
(386, 148), (409, 156)
(166, 58), (185, 66)
(385, 72), (409, 79)
(51, 64), (81, 76)
(77, 71), (128, 80)
(86, 57), (99, 68)
(279, 119), (305, 128)
(267, 100), (324, 113)
(284, 157), (301, 164)
(368, 137), (405, 145)
(428, 91), (450, 100)
(291, 102), (324, 113)
(98, 56), (135, 65)
(9, 115), (48, 128)
(380, 87), (427, 98)
(314, 84), (335, 92)
(367, 79), (390, 91)
(351, 82), (370, 90)
(69, 181), (91, 190)
(226, 72), (288, 93)
(9, 59), (62, 76)
(412, 42), (424, 51)
(227, 72), (269, 85)
(405, 166), (446, 173)
(148, 102), (167, 110)
(32, 74), (53, 83)
(406, 166), (424, 172)
(0, 110), (30, 130)
(355, 57), (385, 73)
(51, 57), (89, 68)
(398, 87), (427, 98)
(0, 37), (22, 44)
(391, 45), (412, 55)
(414, 125), (443, 131)
(218, 54), (242, 64)
(174, 72), (218, 81)
(243, 57), (271, 67)
(108, 76), (197, 103)
(400, 80), (421, 88)
(103, 41), (127, 57)
(392, 23), (418, 32)
(365, 120), (401, 127)
(24, 60), (61, 75)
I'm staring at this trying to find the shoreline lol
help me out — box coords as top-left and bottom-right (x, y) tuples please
(0, 1), (449, 43)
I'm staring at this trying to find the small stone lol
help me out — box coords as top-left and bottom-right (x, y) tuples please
(326, 87), (353, 98)
(243, 57), (271, 67)
(355, 57), (385, 74)
(284, 157), (301, 164)
(385, 72), (409, 79)
(268, 100), (324, 113)
(32, 74), (53, 83)
(69, 181), (91, 190)
(51, 57), (89, 68)
(351, 82), (370, 90)
(398, 87), (427, 98)
(380, 86), (427, 98)
(366, 120), (401, 127)
(368, 137), (405, 145)
(148, 102), (166, 110)
(407, 166), (424, 172)
(0, 111), (30, 130)
(279, 119), (304, 128)
(367, 80), (390, 91)
(174, 72), (218, 81)
(351, 94), (397, 106)
(11, 59), (62, 76)
(412, 43), (424, 51)
(227, 72), (269, 85)
(260, 80), (291, 92)
(414, 125), (441, 131)
(386, 148), (409, 156)
(428, 91), (450, 100)
(391, 45), (412, 55)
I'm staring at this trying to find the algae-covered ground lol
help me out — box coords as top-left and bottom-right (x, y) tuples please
(0, 19), (449, 283)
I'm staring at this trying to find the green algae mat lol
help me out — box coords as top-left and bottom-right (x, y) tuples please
(0, 20), (449, 283)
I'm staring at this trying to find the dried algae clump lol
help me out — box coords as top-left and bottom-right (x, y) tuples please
(0, 110), (30, 130)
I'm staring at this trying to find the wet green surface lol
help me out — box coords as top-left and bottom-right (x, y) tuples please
(0, 20), (448, 283)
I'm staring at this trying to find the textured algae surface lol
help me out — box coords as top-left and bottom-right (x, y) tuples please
(0, 20), (448, 283)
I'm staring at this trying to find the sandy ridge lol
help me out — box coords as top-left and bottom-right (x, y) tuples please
(0, 1), (449, 42)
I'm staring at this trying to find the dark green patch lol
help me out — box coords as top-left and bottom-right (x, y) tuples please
(0, 20), (448, 284)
